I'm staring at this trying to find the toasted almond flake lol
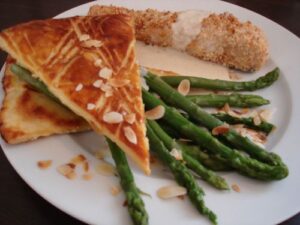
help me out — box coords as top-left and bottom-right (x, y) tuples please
(108, 78), (130, 88)
(105, 89), (113, 97)
(87, 103), (96, 111)
(70, 154), (86, 165)
(95, 150), (111, 160)
(253, 114), (262, 126)
(222, 103), (231, 114)
(82, 39), (102, 48)
(37, 160), (52, 169)
(259, 109), (272, 122)
(66, 171), (77, 180)
(170, 148), (183, 161)
(95, 161), (117, 176)
(110, 185), (121, 196)
(75, 83), (83, 92)
(93, 79), (103, 88)
(232, 184), (240, 192)
(94, 58), (102, 67)
(99, 67), (113, 79)
(157, 185), (187, 199)
(79, 34), (90, 41)
(123, 126), (137, 144)
(145, 105), (165, 120)
(212, 124), (230, 135)
(177, 79), (190, 96)
(103, 111), (123, 124)
(82, 173), (93, 181)
(57, 164), (74, 176)
(124, 113), (136, 124)
(140, 77), (149, 91)
(100, 83), (112, 92)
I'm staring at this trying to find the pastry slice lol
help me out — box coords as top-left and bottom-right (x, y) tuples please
(0, 15), (150, 174)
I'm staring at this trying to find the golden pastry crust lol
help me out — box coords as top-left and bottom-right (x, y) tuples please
(89, 5), (268, 71)
(0, 59), (90, 144)
(0, 15), (150, 174)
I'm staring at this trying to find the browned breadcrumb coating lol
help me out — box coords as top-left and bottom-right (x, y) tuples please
(89, 5), (268, 71)
(89, 5), (177, 47)
(187, 13), (268, 71)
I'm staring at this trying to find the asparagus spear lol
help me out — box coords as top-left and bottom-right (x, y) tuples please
(107, 138), (148, 225)
(187, 93), (269, 108)
(213, 113), (275, 134)
(144, 72), (283, 166)
(11, 64), (59, 102)
(158, 122), (231, 171)
(11, 64), (149, 225)
(142, 90), (288, 180)
(147, 125), (217, 225)
(148, 120), (229, 190)
(160, 68), (279, 91)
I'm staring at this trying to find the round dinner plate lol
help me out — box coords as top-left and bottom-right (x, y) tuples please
(1, 0), (300, 225)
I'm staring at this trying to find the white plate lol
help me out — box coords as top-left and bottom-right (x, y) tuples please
(1, 1), (300, 225)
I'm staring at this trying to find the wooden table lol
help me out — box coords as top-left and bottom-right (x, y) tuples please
(0, 0), (299, 224)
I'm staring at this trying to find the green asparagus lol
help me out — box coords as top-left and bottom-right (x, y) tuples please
(187, 93), (269, 108)
(144, 72), (283, 166)
(148, 120), (229, 190)
(160, 68), (279, 91)
(213, 113), (275, 134)
(107, 138), (148, 225)
(11, 64), (60, 102)
(147, 125), (217, 225)
(142, 90), (288, 180)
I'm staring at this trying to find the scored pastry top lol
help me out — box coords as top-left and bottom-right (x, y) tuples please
(0, 15), (150, 174)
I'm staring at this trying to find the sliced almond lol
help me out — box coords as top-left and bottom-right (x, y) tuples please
(170, 148), (183, 161)
(232, 184), (241, 192)
(82, 173), (93, 181)
(100, 83), (112, 92)
(212, 124), (230, 135)
(259, 109), (272, 122)
(82, 39), (102, 48)
(66, 171), (77, 180)
(57, 164), (76, 179)
(103, 111), (123, 124)
(145, 105), (165, 120)
(37, 160), (52, 170)
(157, 185), (187, 199)
(93, 79), (103, 88)
(253, 114), (262, 126)
(177, 79), (190, 96)
(70, 154), (86, 165)
(99, 67), (113, 79)
(110, 185), (121, 196)
(94, 58), (102, 67)
(123, 126), (137, 144)
(140, 77), (149, 91)
(95, 161), (117, 176)
(75, 83), (83, 92)
(79, 34), (90, 42)
(108, 78), (130, 88)
(124, 113), (136, 124)
(87, 103), (96, 111)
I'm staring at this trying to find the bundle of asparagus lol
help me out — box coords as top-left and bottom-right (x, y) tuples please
(10, 64), (287, 225)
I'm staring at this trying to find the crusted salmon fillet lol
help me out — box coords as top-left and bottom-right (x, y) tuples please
(89, 5), (268, 72)
(0, 59), (90, 144)
(0, 15), (150, 174)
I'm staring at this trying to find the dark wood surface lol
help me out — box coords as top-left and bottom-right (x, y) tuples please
(0, 0), (299, 224)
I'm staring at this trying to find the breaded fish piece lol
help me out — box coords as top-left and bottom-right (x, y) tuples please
(89, 5), (268, 71)
(0, 15), (150, 174)
(0, 59), (90, 144)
